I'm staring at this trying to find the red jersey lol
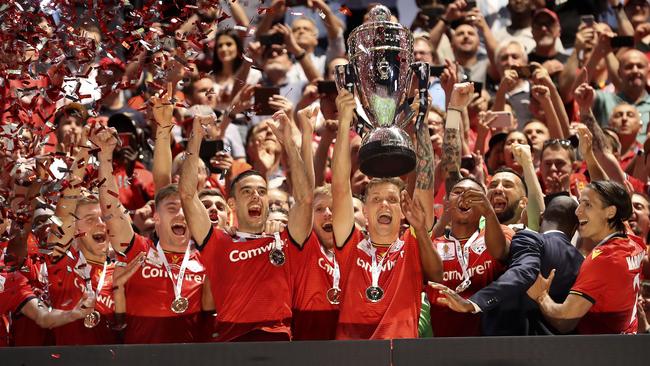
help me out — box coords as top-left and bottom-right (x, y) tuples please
(122, 234), (206, 343)
(47, 248), (117, 345)
(335, 227), (423, 340)
(0, 271), (36, 347)
(288, 231), (339, 340)
(113, 161), (155, 211)
(427, 226), (512, 337)
(570, 234), (647, 334)
(198, 227), (293, 341)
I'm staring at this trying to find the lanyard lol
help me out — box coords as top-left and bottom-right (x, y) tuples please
(319, 245), (340, 289)
(78, 251), (108, 298)
(360, 237), (403, 289)
(448, 230), (480, 293)
(155, 242), (191, 300)
(272, 232), (284, 252)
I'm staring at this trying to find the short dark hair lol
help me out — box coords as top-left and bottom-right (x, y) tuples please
(587, 180), (632, 232)
(447, 176), (485, 198)
(493, 167), (528, 195)
(155, 184), (180, 209)
(363, 177), (406, 202)
(199, 188), (224, 200)
(540, 139), (576, 162)
(229, 170), (266, 197)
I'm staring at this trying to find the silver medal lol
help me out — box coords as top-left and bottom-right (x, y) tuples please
(365, 286), (384, 302)
(269, 248), (286, 266)
(83, 310), (101, 328)
(326, 287), (341, 305)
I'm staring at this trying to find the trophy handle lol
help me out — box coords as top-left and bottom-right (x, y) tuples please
(410, 62), (431, 131)
(334, 64), (355, 94)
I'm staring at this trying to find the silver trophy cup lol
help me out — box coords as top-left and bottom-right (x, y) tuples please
(336, 5), (430, 178)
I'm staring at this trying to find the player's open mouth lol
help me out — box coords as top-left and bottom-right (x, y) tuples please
(491, 197), (507, 212)
(579, 220), (588, 227)
(92, 232), (106, 243)
(377, 213), (392, 224)
(171, 223), (187, 236)
(322, 223), (333, 232)
(458, 202), (471, 212)
(248, 206), (262, 218)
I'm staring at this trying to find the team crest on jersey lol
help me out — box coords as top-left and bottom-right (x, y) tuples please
(471, 239), (486, 255)
(436, 242), (456, 260)
(146, 248), (163, 267)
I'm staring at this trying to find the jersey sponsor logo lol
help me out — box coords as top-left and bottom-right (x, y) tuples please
(141, 265), (205, 283)
(626, 252), (644, 271)
(318, 258), (335, 276)
(229, 241), (277, 263)
(355, 251), (404, 273)
(436, 242), (455, 260)
(442, 260), (493, 282)
(97, 293), (114, 310)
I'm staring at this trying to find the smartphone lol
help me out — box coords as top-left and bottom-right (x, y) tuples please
(421, 6), (444, 27)
(580, 15), (595, 27)
(285, 0), (308, 6)
(260, 32), (284, 46)
(642, 281), (650, 299)
(473, 81), (483, 95)
(254, 86), (281, 115)
(491, 111), (512, 129)
(199, 140), (225, 174)
(610, 36), (634, 48)
(460, 156), (476, 171)
(465, 0), (477, 9)
(317, 80), (338, 95)
(512, 65), (533, 79)
(430, 65), (445, 77)
(118, 132), (134, 148)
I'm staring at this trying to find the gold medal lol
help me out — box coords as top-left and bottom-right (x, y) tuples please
(171, 296), (189, 314)
(83, 310), (101, 328)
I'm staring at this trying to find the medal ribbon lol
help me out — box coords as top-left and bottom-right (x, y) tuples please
(272, 232), (284, 252)
(319, 245), (340, 289)
(155, 242), (191, 301)
(78, 251), (108, 299)
(449, 230), (480, 293)
(365, 237), (402, 289)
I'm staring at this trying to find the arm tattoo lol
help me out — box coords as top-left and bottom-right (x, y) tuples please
(581, 110), (606, 151)
(441, 127), (462, 193)
(415, 121), (435, 190)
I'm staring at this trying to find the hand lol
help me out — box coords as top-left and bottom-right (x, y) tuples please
(575, 25), (596, 51)
(268, 94), (294, 116)
(531, 63), (553, 87)
(591, 27), (614, 59)
(230, 84), (255, 115)
(299, 80), (320, 107)
(544, 173), (570, 194)
(467, 8), (488, 31)
(165, 58), (185, 86)
(73, 291), (96, 319)
(193, 114), (216, 141)
(269, 110), (296, 148)
(151, 82), (175, 130)
(113, 252), (146, 289)
(512, 143), (533, 166)
(335, 90), (356, 125)
(210, 151), (234, 172)
(635, 22), (650, 45)
(430, 282), (475, 313)
(468, 91), (489, 116)
(574, 82), (595, 112)
(401, 191), (427, 232)
(541, 59), (564, 76)
(268, 0), (287, 19)
(460, 188), (493, 217)
(440, 59), (459, 99)
(527, 269), (555, 302)
(245, 41), (263, 65)
(444, 0), (467, 22)
(297, 105), (319, 137)
(448, 82), (475, 109)
(264, 218), (286, 234)
(530, 84), (551, 103)
(273, 23), (303, 56)
(499, 69), (519, 93)
(576, 125), (594, 158)
(89, 125), (119, 158)
(133, 201), (155, 234)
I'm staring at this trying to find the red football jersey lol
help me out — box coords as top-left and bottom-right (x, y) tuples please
(570, 234), (647, 334)
(198, 227), (293, 341)
(335, 227), (423, 340)
(47, 248), (117, 345)
(427, 226), (512, 337)
(0, 270), (36, 347)
(288, 231), (339, 340)
(122, 234), (207, 343)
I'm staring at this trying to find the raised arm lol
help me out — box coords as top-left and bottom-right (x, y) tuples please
(151, 83), (175, 192)
(275, 23), (321, 82)
(48, 130), (90, 260)
(21, 294), (94, 329)
(269, 111), (313, 245)
(462, 188), (509, 261)
(402, 192), (443, 283)
(577, 125), (608, 181)
(179, 116), (213, 245)
(297, 105), (317, 189)
(532, 66), (570, 138)
(441, 83), (473, 193)
(228, 0), (250, 27)
(92, 126), (134, 252)
(413, 95), (436, 231)
(331, 91), (356, 247)
(512, 144), (545, 231)
(531, 85), (564, 139)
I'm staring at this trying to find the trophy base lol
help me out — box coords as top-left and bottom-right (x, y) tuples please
(359, 141), (416, 178)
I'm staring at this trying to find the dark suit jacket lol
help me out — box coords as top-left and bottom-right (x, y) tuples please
(469, 229), (584, 336)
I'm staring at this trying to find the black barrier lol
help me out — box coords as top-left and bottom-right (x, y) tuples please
(1, 336), (648, 366)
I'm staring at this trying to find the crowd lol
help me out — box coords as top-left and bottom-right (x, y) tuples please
(1, 0), (650, 346)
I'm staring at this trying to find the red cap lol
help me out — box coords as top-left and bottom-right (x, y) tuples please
(533, 8), (560, 24)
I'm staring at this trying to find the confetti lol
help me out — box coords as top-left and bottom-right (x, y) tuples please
(339, 5), (352, 16)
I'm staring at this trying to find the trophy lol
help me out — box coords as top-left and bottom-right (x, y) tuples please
(335, 5), (430, 178)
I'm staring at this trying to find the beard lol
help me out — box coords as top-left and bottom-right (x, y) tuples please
(496, 202), (519, 224)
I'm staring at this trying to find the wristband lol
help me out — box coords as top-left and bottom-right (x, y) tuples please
(295, 50), (307, 61)
(447, 106), (464, 113)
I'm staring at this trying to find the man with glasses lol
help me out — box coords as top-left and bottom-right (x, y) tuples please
(528, 9), (568, 78)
